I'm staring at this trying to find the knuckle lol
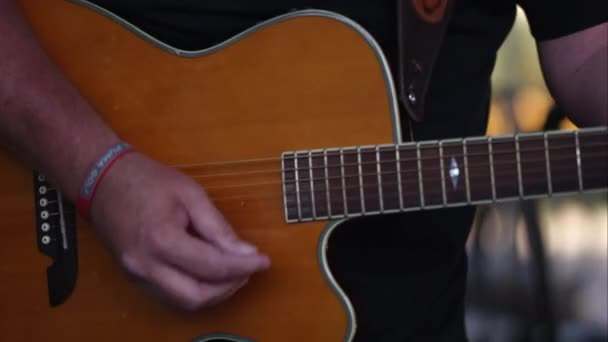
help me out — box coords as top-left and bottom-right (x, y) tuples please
(119, 252), (147, 279)
(181, 295), (207, 312)
(203, 253), (230, 279)
(147, 229), (175, 254)
(213, 265), (230, 280)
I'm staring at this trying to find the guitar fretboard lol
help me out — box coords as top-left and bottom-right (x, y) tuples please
(281, 127), (607, 223)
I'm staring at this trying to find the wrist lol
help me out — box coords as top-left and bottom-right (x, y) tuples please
(76, 141), (135, 219)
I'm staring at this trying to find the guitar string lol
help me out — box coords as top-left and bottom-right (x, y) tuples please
(192, 153), (608, 185)
(209, 174), (602, 205)
(204, 167), (608, 205)
(191, 150), (607, 192)
(172, 136), (607, 171)
(180, 141), (608, 180)
(210, 178), (605, 215)
(279, 157), (607, 186)
(217, 166), (605, 197)
(208, 166), (606, 204)
(205, 161), (602, 192)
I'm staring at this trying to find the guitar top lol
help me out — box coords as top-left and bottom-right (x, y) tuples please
(0, 1), (606, 341)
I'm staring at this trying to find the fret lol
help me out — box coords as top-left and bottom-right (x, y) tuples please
(439, 142), (447, 206)
(295, 152), (313, 220)
(376, 146), (384, 213)
(343, 148), (362, 215)
(488, 137), (497, 200)
(323, 150), (332, 217)
(395, 146), (405, 210)
(518, 133), (549, 197)
(339, 148), (349, 215)
(282, 152), (299, 222)
(463, 139), (472, 204)
(398, 144), (421, 208)
(515, 136), (524, 197)
(281, 127), (606, 224)
(361, 146), (380, 213)
(326, 149), (345, 217)
(544, 133), (552, 196)
(442, 139), (468, 205)
(419, 141), (443, 207)
(356, 147), (366, 214)
(310, 150), (329, 219)
(467, 137), (493, 202)
(293, 153), (302, 221)
(379, 145), (401, 211)
(491, 136), (519, 199)
(575, 130), (583, 191)
(308, 151), (317, 219)
(416, 143), (425, 208)
(579, 128), (608, 190)
(547, 131), (579, 194)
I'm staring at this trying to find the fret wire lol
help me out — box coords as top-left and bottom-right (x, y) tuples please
(417, 143), (425, 208)
(488, 137), (497, 201)
(282, 154), (607, 189)
(544, 133), (553, 196)
(340, 148), (349, 216)
(264, 167), (605, 208)
(294, 154), (303, 221)
(282, 163), (599, 195)
(439, 141), (448, 206)
(463, 139), (472, 204)
(575, 130), (583, 192)
(283, 167), (604, 203)
(180, 128), (604, 171)
(308, 151), (316, 219)
(395, 146), (405, 210)
(376, 146), (384, 213)
(280, 139), (606, 195)
(357, 147), (366, 214)
(323, 149), (332, 218)
(281, 153), (289, 221)
(280, 141), (607, 174)
(280, 166), (604, 213)
(204, 147), (605, 185)
(515, 135), (524, 198)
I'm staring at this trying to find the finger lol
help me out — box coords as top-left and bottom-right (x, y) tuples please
(182, 186), (259, 255)
(204, 277), (250, 308)
(148, 262), (247, 311)
(158, 228), (270, 282)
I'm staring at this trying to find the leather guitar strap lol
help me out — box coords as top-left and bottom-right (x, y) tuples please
(398, 0), (456, 122)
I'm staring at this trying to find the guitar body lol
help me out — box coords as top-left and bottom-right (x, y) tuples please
(1, 1), (402, 341)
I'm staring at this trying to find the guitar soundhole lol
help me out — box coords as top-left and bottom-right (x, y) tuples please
(192, 334), (253, 342)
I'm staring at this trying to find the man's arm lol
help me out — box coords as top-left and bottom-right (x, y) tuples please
(0, 0), (119, 198)
(537, 22), (607, 127)
(0, 0), (269, 310)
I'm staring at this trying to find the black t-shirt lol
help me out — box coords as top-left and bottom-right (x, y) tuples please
(85, 1), (606, 340)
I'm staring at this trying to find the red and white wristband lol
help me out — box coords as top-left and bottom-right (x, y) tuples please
(76, 142), (134, 219)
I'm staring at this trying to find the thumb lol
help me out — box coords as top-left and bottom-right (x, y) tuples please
(183, 187), (260, 256)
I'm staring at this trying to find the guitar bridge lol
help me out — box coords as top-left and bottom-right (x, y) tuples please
(33, 171), (78, 307)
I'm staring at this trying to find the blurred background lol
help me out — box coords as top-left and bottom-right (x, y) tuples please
(464, 7), (608, 342)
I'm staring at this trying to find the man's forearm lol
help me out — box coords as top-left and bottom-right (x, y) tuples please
(0, 0), (120, 200)
(539, 23), (608, 127)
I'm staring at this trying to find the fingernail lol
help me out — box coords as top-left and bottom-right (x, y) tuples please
(237, 278), (249, 288)
(259, 255), (271, 268)
(226, 240), (258, 255)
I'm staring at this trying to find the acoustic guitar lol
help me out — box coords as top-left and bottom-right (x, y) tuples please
(1, 1), (606, 341)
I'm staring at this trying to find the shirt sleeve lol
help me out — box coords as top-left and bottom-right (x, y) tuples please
(517, 0), (607, 41)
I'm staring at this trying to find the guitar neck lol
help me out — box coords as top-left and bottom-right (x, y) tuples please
(282, 127), (608, 222)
